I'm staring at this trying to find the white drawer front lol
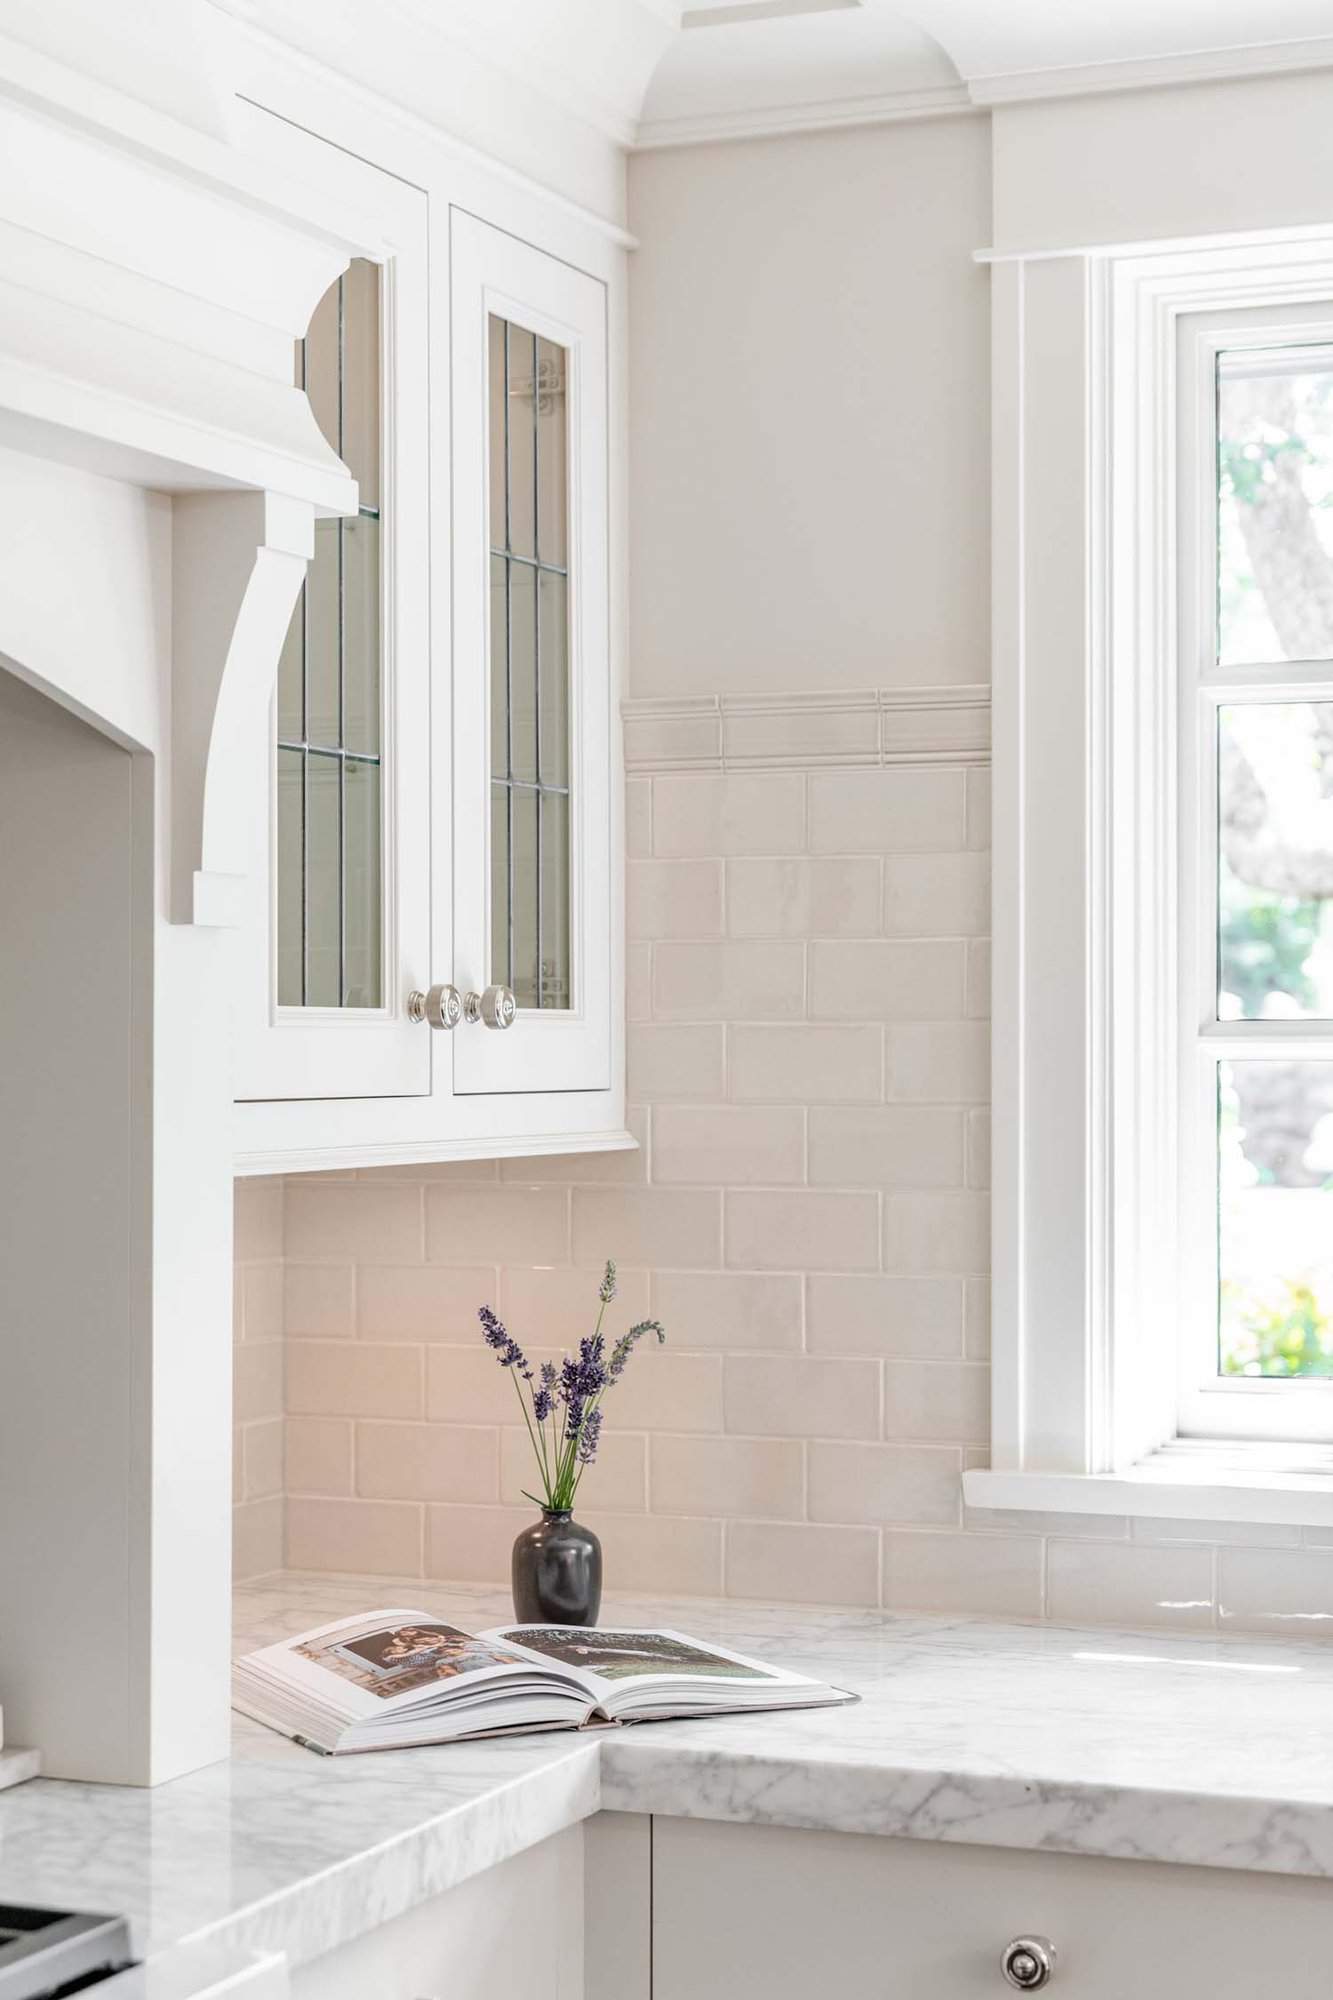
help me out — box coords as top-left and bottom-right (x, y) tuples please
(653, 1818), (1333, 2000)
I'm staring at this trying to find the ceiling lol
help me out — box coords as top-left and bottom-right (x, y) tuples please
(199, 0), (1333, 157)
(640, 0), (1333, 145)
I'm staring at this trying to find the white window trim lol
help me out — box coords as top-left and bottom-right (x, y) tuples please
(967, 226), (1333, 1530)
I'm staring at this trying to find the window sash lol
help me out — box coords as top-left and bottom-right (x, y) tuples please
(1176, 306), (1333, 1442)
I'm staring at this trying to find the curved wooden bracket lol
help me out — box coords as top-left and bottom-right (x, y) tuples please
(171, 488), (313, 926)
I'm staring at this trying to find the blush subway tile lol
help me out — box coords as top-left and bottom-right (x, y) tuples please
(729, 1024), (881, 1103)
(726, 1190), (880, 1272)
(286, 1417), (353, 1496)
(807, 1104), (964, 1188)
(427, 1346), (561, 1427)
(726, 1521), (880, 1607)
(806, 1274), (964, 1359)
(809, 941), (965, 1021)
(284, 1184), (424, 1263)
(882, 1361), (990, 1443)
(284, 1263), (355, 1339)
(651, 1271), (803, 1352)
(884, 1021), (989, 1102)
(882, 1530), (1044, 1618)
(233, 1497), (284, 1582)
(725, 1355), (880, 1440)
(1218, 1547), (1333, 1635)
(653, 1104), (804, 1186)
(1046, 1540), (1215, 1632)
(809, 1442), (963, 1527)
(808, 767), (965, 854)
(287, 1341), (423, 1421)
(649, 1435), (803, 1520)
(628, 1023), (726, 1101)
(503, 1427), (647, 1513)
(653, 941), (805, 1022)
(572, 1187), (723, 1269)
(287, 1496), (424, 1577)
(426, 1505), (534, 1585)
(628, 858), (724, 938)
(498, 1264), (651, 1341)
(881, 853), (990, 936)
(601, 1352), (724, 1433)
(726, 857), (882, 939)
(425, 1187), (571, 1266)
(965, 767), (990, 851)
(356, 1422), (499, 1504)
(884, 1191), (990, 1274)
(652, 772), (805, 857)
(357, 1264), (497, 1341)
(594, 1514), (725, 1597)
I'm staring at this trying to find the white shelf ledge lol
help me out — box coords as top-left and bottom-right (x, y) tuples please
(966, 1442), (1333, 1529)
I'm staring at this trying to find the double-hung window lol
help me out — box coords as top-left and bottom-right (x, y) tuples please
(1180, 321), (1333, 1444)
(971, 237), (1333, 1527)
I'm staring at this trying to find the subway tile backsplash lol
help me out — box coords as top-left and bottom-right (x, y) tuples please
(231, 695), (1325, 1633)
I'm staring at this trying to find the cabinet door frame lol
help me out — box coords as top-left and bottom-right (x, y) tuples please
(233, 117), (432, 1104)
(450, 209), (612, 1095)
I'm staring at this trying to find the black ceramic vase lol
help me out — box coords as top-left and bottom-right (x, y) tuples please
(511, 1510), (602, 1626)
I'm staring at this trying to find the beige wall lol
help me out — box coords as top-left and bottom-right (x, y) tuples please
(626, 116), (992, 698)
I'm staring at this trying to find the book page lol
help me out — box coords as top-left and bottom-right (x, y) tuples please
(482, 1624), (815, 1702)
(239, 1610), (556, 1719)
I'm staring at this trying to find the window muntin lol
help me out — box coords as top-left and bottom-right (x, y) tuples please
(487, 313), (571, 1011)
(276, 258), (384, 1010)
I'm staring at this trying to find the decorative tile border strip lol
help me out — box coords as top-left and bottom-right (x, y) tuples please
(622, 685), (990, 772)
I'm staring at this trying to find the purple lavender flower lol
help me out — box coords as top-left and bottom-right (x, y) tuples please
(575, 1404), (603, 1465)
(608, 1319), (665, 1381)
(532, 1360), (557, 1424)
(559, 1333), (608, 1411)
(478, 1304), (532, 1380)
(475, 1265), (665, 1513)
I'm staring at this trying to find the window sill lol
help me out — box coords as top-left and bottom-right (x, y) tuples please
(964, 1442), (1333, 1529)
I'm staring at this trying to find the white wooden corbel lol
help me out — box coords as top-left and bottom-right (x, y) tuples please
(171, 487), (314, 927)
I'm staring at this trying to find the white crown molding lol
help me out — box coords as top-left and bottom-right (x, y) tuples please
(623, 683), (990, 770)
(227, 22), (638, 249)
(965, 34), (1333, 108)
(634, 78), (972, 148)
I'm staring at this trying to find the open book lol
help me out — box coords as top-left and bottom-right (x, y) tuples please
(233, 1609), (854, 1754)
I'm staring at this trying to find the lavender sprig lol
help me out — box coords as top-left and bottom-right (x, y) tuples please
(476, 1265), (665, 1511)
(479, 1304), (532, 1380)
(609, 1319), (665, 1381)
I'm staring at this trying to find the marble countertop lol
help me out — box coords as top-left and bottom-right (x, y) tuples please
(6, 1572), (1333, 1985)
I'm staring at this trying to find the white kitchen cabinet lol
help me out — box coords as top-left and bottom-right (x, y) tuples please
(230, 108), (627, 1174)
(289, 1826), (583, 2000)
(652, 1818), (1333, 2000)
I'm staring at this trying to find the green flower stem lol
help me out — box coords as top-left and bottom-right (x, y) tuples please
(509, 1370), (555, 1509)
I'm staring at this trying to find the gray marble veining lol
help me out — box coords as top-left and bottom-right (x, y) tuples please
(5, 1572), (1333, 1981)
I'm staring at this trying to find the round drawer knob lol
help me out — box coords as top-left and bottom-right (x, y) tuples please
(1001, 1937), (1055, 1990)
(464, 984), (517, 1030)
(408, 983), (463, 1030)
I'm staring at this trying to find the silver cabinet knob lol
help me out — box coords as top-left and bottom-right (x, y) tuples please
(464, 985), (516, 1030)
(408, 983), (462, 1030)
(1002, 1937), (1055, 1990)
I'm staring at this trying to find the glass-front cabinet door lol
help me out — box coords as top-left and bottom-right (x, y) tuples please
(233, 160), (431, 1102)
(450, 212), (612, 1094)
